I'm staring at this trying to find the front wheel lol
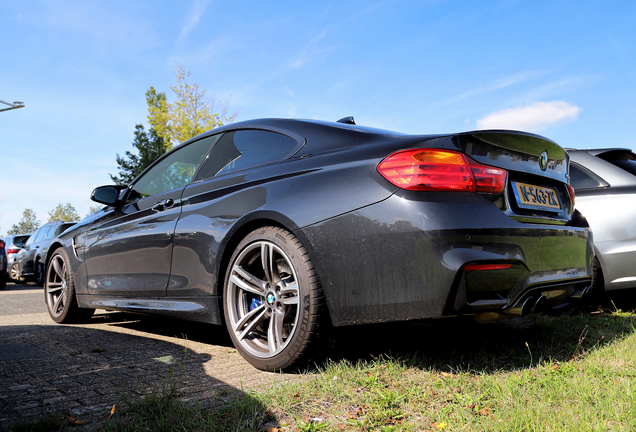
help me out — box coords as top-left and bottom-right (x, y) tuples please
(45, 248), (94, 323)
(223, 227), (325, 371)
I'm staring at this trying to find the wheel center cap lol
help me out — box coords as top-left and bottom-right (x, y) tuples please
(266, 293), (276, 306)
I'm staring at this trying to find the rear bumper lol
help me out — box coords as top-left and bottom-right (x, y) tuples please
(300, 191), (594, 326)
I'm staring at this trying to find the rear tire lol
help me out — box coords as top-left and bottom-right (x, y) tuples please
(45, 248), (94, 323)
(586, 257), (605, 309)
(223, 226), (325, 371)
(35, 261), (45, 287)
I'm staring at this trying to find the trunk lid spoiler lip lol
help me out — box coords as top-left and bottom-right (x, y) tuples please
(449, 130), (569, 183)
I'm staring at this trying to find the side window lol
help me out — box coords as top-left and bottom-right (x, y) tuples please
(44, 226), (57, 240)
(127, 134), (220, 203)
(33, 228), (47, 243)
(194, 130), (299, 181)
(26, 229), (40, 246)
(570, 163), (604, 189)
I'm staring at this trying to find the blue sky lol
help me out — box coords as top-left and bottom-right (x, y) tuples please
(2, 0), (636, 235)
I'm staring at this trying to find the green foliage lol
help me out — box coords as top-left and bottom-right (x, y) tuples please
(109, 124), (168, 186)
(86, 205), (104, 217)
(102, 352), (266, 431)
(7, 208), (40, 234)
(11, 413), (66, 432)
(47, 203), (79, 222)
(260, 311), (636, 431)
(110, 64), (235, 187)
(147, 64), (237, 148)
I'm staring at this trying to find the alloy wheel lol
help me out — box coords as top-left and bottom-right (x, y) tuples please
(9, 263), (19, 281)
(226, 240), (300, 359)
(46, 254), (68, 319)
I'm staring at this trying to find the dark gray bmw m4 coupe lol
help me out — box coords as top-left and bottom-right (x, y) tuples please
(44, 117), (593, 370)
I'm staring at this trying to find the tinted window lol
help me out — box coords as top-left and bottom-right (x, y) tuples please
(598, 151), (636, 177)
(43, 226), (57, 240)
(26, 230), (39, 246)
(33, 228), (47, 243)
(127, 135), (220, 203)
(194, 130), (298, 181)
(58, 223), (76, 235)
(14, 235), (30, 247)
(570, 164), (604, 189)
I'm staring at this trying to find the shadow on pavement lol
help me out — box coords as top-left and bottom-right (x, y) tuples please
(97, 311), (234, 348)
(0, 322), (265, 430)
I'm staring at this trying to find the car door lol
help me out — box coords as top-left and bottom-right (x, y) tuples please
(83, 135), (220, 297)
(167, 129), (304, 299)
(20, 227), (48, 275)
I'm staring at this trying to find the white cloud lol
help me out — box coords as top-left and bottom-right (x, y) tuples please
(441, 70), (551, 106)
(177, 0), (212, 43)
(476, 101), (582, 132)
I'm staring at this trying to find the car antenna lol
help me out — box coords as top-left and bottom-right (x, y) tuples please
(336, 116), (356, 125)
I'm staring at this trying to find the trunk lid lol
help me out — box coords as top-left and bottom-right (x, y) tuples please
(453, 131), (573, 223)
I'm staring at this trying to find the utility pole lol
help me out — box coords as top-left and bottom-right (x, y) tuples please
(0, 99), (25, 112)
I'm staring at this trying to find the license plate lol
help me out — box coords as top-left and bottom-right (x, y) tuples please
(511, 181), (561, 210)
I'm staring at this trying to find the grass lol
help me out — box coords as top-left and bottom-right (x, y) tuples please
(264, 307), (636, 431)
(12, 302), (636, 431)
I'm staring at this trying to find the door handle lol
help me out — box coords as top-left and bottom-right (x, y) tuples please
(152, 198), (175, 211)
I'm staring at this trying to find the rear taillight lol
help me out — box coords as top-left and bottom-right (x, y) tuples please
(567, 183), (575, 207)
(7, 248), (20, 254)
(465, 263), (512, 271)
(378, 149), (507, 193)
(0, 241), (5, 249)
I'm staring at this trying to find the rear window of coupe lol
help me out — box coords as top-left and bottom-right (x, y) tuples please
(194, 130), (299, 181)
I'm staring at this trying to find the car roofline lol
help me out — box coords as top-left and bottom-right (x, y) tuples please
(566, 148), (633, 155)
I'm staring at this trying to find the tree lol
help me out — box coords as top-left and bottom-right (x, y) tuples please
(147, 64), (237, 148)
(109, 124), (168, 185)
(48, 203), (79, 222)
(86, 205), (104, 217)
(7, 209), (40, 234)
(109, 64), (236, 185)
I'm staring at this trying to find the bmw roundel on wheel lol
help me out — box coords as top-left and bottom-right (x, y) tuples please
(44, 117), (593, 371)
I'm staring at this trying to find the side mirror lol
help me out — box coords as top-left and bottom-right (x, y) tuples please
(91, 185), (126, 206)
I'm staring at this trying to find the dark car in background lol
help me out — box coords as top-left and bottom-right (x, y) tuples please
(14, 221), (76, 286)
(568, 148), (636, 300)
(0, 240), (6, 290)
(43, 118), (593, 371)
(3, 234), (31, 281)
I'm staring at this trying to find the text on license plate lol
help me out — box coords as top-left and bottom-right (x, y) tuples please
(512, 181), (561, 210)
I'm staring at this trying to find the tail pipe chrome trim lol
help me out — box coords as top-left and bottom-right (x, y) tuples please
(570, 285), (591, 302)
(503, 294), (548, 317)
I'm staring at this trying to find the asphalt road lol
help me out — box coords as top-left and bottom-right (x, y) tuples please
(0, 281), (298, 430)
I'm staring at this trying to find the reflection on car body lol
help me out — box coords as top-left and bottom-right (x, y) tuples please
(44, 118), (593, 371)
(15, 221), (77, 286)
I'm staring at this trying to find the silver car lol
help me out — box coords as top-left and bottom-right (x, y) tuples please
(568, 148), (636, 299)
(2, 234), (31, 281)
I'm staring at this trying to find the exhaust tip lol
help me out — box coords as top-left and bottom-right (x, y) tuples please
(571, 285), (591, 302)
(504, 296), (534, 317)
(530, 295), (547, 314)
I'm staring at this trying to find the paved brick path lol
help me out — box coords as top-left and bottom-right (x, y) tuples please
(0, 284), (300, 430)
